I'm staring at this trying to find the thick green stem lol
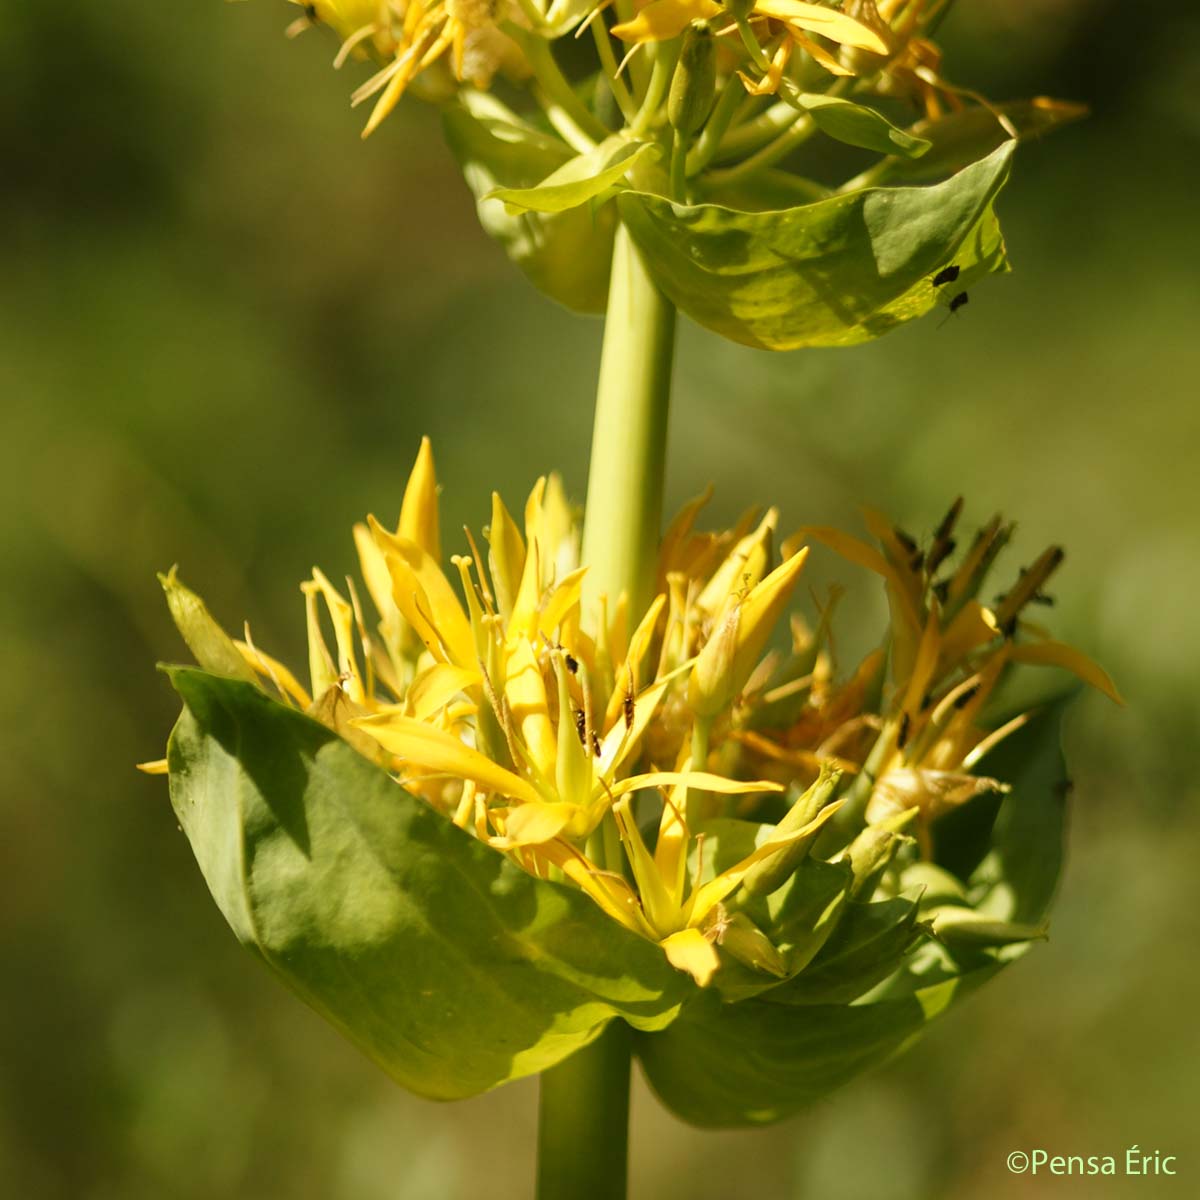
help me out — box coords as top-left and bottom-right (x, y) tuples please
(537, 1023), (632, 1200)
(580, 223), (677, 619)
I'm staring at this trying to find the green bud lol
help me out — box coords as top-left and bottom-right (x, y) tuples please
(842, 812), (915, 901)
(931, 906), (1050, 949)
(668, 21), (717, 138)
(741, 764), (843, 898)
(159, 567), (259, 685)
(709, 908), (789, 977)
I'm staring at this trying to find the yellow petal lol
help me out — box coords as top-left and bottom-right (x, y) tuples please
(491, 801), (578, 847)
(307, 568), (365, 703)
(406, 662), (480, 720)
(534, 840), (654, 937)
(613, 797), (681, 935)
(759, 0), (888, 53)
(235, 637), (312, 708)
(370, 516), (475, 667)
(351, 712), (545, 804)
(505, 637), (558, 780)
(786, 27), (855, 76)
(607, 770), (783, 799)
(686, 800), (842, 924)
(486, 490), (526, 625)
(939, 600), (1000, 667)
(398, 436), (441, 561)
(539, 565), (589, 640)
(661, 928), (720, 987)
(611, 0), (720, 44)
(507, 477), (547, 641)
(733, 547), (810, 683)
(136, 758), (168, 775)
(696, 508), (776, 617)
(802, 526), (921, 630)
(1007, 640), (1123, 705)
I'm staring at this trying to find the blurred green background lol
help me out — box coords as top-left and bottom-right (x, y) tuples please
(2, 1), (1197, 1196)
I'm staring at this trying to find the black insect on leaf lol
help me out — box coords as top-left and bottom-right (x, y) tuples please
(932, 264), (961, 287)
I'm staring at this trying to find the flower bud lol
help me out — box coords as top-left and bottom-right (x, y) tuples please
(668, 21), (717, 138)
(740, 764), (843, 898)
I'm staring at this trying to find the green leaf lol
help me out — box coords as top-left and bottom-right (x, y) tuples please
(793, 91), (931, 159)
(874, 98), (1088, 185)
(636, 973), (977, 1127)
(442, 95), (615, 313)
(968, 696), (1073, 925)
(486, 138), (660, 214)
(763, 897), (921, 1006)
(165, 668), (686, 1101)
(618, 142), (1013, 350)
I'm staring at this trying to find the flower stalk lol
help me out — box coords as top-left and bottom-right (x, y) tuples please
(537, 1022), (632, 1200)
(579, 223), (677, 623)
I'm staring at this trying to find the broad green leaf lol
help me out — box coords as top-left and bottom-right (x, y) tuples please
(166, 668), (686, 1101)
(636, 973), (979, 1127)
(618, 142), (1014, 349)
(875, 98), (1088, 184)
(968, 696), (1073, 925)
(486, 138), (660, 214)
(763, 896), (921, 1005)
(793, 91), (931, 159)
(442, 95), (615, 313)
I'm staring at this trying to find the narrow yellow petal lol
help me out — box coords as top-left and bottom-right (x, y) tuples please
(487, 490), (526, 624)
(351, 712), (545, 804)
(235, 637), (313, 708)
(398, 436), (441, 561)
(505, 638), (558, 781)
(136, 758), (169, 775)
(534, 840), (654, 937)
(686, 801), (843, 924)
(759, 0), (888, 53)
(607, 770), (783, 799)
(787, 27), (855, 76)
(613, 797), (681, 935)
(507, 477), (547, 640)
(1007, 640), (1123, 705)
(370, 516), (475, 667)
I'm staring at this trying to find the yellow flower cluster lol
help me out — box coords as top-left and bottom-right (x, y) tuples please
(281, 0), (980, 137)
(155, 440), (1118, 985)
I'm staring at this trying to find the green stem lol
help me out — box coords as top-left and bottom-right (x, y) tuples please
(537, 1022), (632, 1200)
(580, 223), (677, 619)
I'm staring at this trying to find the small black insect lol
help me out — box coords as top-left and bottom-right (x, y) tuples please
(622, 685), (635, 729)
(937, 291), (970, 329)
(564, 652), (579, 675)
(897, 711), (912, 749)
(304, 3), (319, 20)
(574, 707), (587, 745)
(591, 730), (602, 757)
(953, 683), (981, 711)
(932, 264), (961, 287)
